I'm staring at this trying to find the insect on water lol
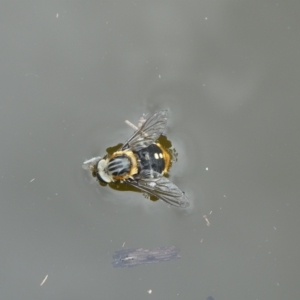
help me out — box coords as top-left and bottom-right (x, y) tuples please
(83, 110), (189, 208)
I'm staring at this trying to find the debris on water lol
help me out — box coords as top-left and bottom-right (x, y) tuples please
(40, 274), (48, 286)
(203, 215), (210, 226)
(112, 246), (180, 268)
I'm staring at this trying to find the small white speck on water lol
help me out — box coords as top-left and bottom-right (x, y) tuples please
(203, 215), (210, 226)
(40, 275), (48, 286)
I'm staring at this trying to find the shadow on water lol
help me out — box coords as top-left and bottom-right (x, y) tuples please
(112, 246), (181, 268)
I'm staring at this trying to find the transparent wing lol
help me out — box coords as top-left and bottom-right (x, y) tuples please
(122, 110), (168, 151)
(126, 170), (189, 208)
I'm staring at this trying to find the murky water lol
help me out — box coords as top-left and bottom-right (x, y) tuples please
(1, 1), (300, 300)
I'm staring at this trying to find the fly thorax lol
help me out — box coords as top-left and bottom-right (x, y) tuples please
(107, 155), (131, 177)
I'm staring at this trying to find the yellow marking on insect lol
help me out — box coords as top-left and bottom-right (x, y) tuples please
(156, 143), (171, 174)
(154, 153), (159, 159)
(159, 153), (163, 158)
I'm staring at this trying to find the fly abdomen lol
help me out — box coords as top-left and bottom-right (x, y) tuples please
(107, 155), (131, 176)
(134, 144), (168, 174)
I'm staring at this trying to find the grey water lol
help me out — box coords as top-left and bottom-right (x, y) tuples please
(1, 1), (300, 300)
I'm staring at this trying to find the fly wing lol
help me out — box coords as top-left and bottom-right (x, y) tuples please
(122, 110), (168, 152)
(127, 170), (189, 208)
